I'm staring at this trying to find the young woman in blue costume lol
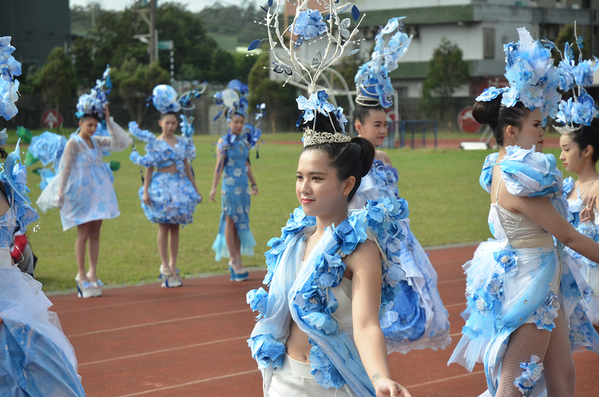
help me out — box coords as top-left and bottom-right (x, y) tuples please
(248, 105), (412, 397)
(350, 16), (451, 353)
(129, 84), (202, 288)
(0, 36), (85, 396)
(36, 67), (133, 298)
(209, 81), (258, 281)
(559, 120), (599, 330)
(447, 28), (599, 397)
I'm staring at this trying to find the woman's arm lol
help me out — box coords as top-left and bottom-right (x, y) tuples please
(345, 240), (411, 397)
(377, 150), (392, 166)
(511, 194), (599, 262)
(184, 159), (201, 198)
(97, 106), (134, 150)
(58, 139), (79, 208)
(246, 160), (258, 196)
(209, 139), (225, 202)
(142, 167), (154, 206)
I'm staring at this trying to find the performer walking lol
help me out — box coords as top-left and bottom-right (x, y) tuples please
(36, 66), (133, 298)
(129, 84), (202, 288)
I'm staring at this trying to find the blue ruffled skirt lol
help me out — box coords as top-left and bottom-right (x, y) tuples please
(138, 171), (201, 225)
(382, 219), (451, 353)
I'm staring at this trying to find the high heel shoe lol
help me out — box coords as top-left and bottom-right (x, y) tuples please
(159, 266), (182, 288)
(75, 274), (97, 298)
(86, 272), (103, 297)
(228, 260), (249, 282)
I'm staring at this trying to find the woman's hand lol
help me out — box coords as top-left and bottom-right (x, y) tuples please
(251, 184), (258, 196)
(209, 188), (217, 202)
(142, 190), (151, 206)
(196, 189), (202, 203)
(581, 196), (597, 223)
(373, 378), (412, 397)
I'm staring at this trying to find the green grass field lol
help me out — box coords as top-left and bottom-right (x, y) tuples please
(10, 130), (572, 292)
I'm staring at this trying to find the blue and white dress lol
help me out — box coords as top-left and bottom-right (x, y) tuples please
(129, 122), (201, 225)
(0, 148), (85, 396)
(448, 146), (599, 396)
(350, 159), (451, 353)
(563, 177), (599, 325)
(212, 132), (256, 261)
(248, 197), (409, 396)
(36, 118), (133, 230)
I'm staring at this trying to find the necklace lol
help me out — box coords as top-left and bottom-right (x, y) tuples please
(579, 175), (599, 199)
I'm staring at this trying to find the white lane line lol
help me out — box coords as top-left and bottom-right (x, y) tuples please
(437, 278), (465, 285)
(54, 285), (252, 315)
(444, 302), (466, 309)
(407, 370), (485, 389)
(67, 309), (247, 338)
(115, 369), (259, 397)
(79, 336), (248, 367)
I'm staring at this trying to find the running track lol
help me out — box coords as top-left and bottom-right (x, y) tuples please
(49, 244), (598, 397)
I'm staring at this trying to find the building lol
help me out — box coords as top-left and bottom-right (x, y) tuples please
(1, 0), (72, 64)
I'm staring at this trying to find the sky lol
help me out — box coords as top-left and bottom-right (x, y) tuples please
(70, 0), (253, 13)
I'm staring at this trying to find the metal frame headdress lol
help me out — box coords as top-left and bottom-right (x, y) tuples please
(76, 65), (112, 119)
(178, 83), (206, 138)
(355, 17), (413, 109)
(214, 79), (249, 121)
(248, 0), (364, 146)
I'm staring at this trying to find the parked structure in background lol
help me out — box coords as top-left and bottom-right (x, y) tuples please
(2, 0), (71, 64)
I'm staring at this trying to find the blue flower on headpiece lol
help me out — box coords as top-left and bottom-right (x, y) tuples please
(0, 36), (22, 120)
(297, 90), (336, 124)
(476, 86), (510, 102)
(572, 58), (599, 87)
(556, 91), (595, 126)
(355, 17), (412, 108)
(557, 57), (576, 92)
(293, 9), (328, 46)
(151, 84), (181, 114)
(76, 65), (111, 119)
(213, 80), (249, 121)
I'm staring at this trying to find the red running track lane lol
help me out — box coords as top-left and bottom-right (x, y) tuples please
(48, 244), (598, 397)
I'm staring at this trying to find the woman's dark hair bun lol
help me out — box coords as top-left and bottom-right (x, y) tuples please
(472, 97), (501, 128)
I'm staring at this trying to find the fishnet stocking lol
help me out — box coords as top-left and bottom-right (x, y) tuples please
(495, 309), (575, 397)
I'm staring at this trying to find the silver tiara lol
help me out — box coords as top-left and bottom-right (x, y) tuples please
(355, 94), (383, 107)
(553, 124), (582, 134)
(303, 128), (352, 147)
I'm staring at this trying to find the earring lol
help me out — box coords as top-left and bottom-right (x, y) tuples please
(514, 134), (518, 140)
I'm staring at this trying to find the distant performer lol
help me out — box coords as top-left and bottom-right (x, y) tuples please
(36, 66), (133, 298)
(209, 80), (261, 282)
(129, 84), (202, 288)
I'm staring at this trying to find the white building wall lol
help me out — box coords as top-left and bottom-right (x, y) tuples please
(351, 0), (545, 12)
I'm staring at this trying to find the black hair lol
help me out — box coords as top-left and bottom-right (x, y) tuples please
(160, 111), (178, 120)
(80, 113), (101, 122)
(568, 118), (599, 164)
(0, 147), (7, 160)
(299, 113), (375, 202)
(353, 101), (385, 124)
(472, 94), (530, 146)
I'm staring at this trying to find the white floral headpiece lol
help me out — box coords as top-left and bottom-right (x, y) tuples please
(248, 0), (363, 146)
(76, 65), (112, 119)
(355, 17), (412, 108)
(552, 23), (599, 133)
(214, 79), (249, 121)
(151, 84), (180, 115)
(476, 27), (560, 126)
(0, 36), (21, 121)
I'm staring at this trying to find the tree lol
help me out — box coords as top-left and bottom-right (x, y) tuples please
(419, 38), (470, 131)
(554, 25), (591, 61)
(111, 59), (170, 123)
(248, 53), (298, 133)
(210, 49), (237, 83)
(198, 3), (264, 44)
(32, 47), (78, 116)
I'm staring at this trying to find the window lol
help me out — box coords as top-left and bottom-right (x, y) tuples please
(483, 28), (495, 59)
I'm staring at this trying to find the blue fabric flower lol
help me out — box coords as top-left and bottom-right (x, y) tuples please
(470, 290), (494, 316)
(151, 84), (181, 114)
(28, 132), (67, 167)
(314, 253), (346, 289)
(476, 86), (510, 102)
(572, 58), (599, 87)
(246, 287), (269, 320)
(487, 274), (505, 299)
(303, 312), (338, 335)
(0, 36), (21, 120)
(513, 355), (544, 394)
(479, 152), (499, 193)
(309, 344), (346, 389)
(556, 91), (595, 127)
(532, 292), (560, 331)
(293, 10), (328, 43)
(494, 250), (518, 277)
(333, 212), (367, 256)
(76, 65), (111, 119)
(247, 334), (285, 369)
